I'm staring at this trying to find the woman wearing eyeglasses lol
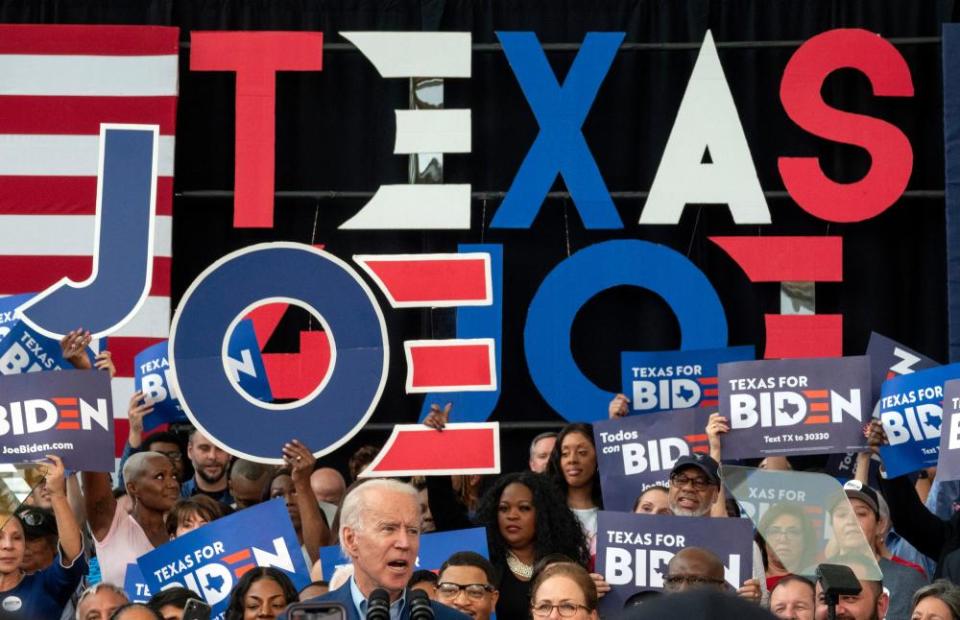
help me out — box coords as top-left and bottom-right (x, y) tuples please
(529, 562), (598, 619)
(475, 472), (590, 619)
(756, 502), (818, 592)
(0, 455), (85, 619)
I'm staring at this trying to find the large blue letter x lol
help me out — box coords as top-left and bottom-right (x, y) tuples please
(492, 31), (624, 229)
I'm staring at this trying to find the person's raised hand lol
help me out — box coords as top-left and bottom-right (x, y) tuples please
(40, 454), (67, 498)
(283, 439), (317, 486)
(589, 573), (611, 598)
(94, 351), (116, 377)
(59, 328), (92, 370)
(865, 420), (888, 455)
(423, 402), (452, 431)
(736, 578), (761, 603)
(127, 391), (154, 437)
(608, 393), (630, 418)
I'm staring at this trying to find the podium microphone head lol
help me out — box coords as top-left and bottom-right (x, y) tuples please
(365, 588), (391, 620)
(409, 588), (435, 620)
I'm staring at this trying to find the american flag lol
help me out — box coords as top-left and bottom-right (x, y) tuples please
(0, 25), (179, 455)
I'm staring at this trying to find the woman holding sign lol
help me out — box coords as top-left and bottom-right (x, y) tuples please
(0, 455), (85, 618)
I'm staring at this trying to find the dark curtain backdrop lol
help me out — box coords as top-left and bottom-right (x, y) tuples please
(0, 0), (955, 473)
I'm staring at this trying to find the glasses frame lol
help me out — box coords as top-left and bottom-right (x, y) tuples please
(436, 582), (494, 600)
(530, 602), (592, 617)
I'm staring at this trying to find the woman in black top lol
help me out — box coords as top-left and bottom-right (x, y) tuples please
(475, 472), (590, 619)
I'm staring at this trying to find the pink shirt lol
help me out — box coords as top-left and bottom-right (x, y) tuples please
(93, 502), (155, 587)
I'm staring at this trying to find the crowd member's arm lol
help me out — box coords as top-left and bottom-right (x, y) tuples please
(608, 394), (630, 418)
(45, 455), (83, 561)
(854, 451), (871, 485)
(423, 403), (474, 530)
(285, 440), (329, 561)
(65, 472), (86, 528)
(868, 421), (953, 560)
(706, 413), (729, 518)
(94, 350), (116, 377)
(59, 329), (92, 370)
(116, 391), (153, 490)
(81, 468), (117, 542)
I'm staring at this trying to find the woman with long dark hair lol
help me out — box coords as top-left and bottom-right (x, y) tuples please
(225, 567), (299, 620)
(546, 424), (603, 551)
(475, 471), (590, 619)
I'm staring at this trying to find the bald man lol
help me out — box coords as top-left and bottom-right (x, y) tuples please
(310, 468), (346, 505)
(663, 547), (729, 594)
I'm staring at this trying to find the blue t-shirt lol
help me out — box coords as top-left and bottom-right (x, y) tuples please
(0, 552), (87, 619)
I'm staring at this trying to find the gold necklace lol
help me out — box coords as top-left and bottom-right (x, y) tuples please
(506, 551), (533, 579)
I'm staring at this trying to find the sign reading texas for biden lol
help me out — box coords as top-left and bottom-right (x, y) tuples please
(135, 319), (272, 431)
(879, 364), (960, 477)
(718, 357), (870, 459)
(0, 320), (70, 374)
(937, 379), (960, 481)
(0, 294), (32, 342)
(595, 511), (753, 612)
(594, 408), (712, 511)
(0, 369), (114, 470)
(137, 499), (309, 618)
(316, 527), (489, 581)
(621, 346), (754, 413)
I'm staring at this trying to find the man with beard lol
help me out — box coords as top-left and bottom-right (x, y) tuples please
(181, 429), (233, 505)
(813, 553), (888, 620)
(667, 454), (765, 603)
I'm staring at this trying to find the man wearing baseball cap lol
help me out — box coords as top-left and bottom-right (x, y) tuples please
(829, 480), (927, 620)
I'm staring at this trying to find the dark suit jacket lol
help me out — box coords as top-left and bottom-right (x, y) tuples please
(281, 583), (470, 620)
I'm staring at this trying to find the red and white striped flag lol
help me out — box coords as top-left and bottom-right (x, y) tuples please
(0, 25), (179, 454)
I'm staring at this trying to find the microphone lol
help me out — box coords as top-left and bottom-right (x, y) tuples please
(408, 588), (435, 620)
(365, 588), (391, 620)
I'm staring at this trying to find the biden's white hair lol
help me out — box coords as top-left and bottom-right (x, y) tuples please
(338, 478), (419, 557)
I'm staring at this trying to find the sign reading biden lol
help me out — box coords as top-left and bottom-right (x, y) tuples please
(594, 408), (712, 512)
(0, 369), (114, 471)
(621, 346), (754, 414)
(879, 364), (960, 478)
(595, 511), (753, 612)
(719, 357), (870, 459)
(137, 499), (309, 618)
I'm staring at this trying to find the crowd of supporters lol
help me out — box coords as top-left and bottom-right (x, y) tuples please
(0, 335), (958, 619)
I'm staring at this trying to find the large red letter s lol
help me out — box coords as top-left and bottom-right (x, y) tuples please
(779, 29), (913, 223)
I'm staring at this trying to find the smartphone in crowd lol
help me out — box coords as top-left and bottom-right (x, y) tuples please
(182, 598), (212, 620)
(285, 601), (348, 619)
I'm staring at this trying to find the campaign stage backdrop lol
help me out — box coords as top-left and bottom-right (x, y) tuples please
(718, 357), (870, 459)
(594, 408), (713, 511)
(0, 369), (114, 471)
(595, 510), (753, 613)
(620, 346), (754, 414)
(879, 363), (960, 477)
(137, 499), (310, 618)
(0, 7), (950, 473)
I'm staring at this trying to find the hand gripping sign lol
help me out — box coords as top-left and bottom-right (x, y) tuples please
(718, 356), (870, 459)
(594, 408), (713, 512)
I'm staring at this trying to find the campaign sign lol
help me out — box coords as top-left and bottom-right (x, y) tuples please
(137, 499), (309, 619)
(0, 320), (70, 374)
(719, 356), (870, 459)
(866, 333), (939, 404)
(938, 379), (960, 481)
(878, 364), (960, 477)
(0, 294), (33, 342)
(316, 527), (488, 582)
(595, 511), (753, 612)
(0, 369), (114, 470)
(124, 563), (152, 603)
(135, 319), (273, 430)
(621, 346), (755, 414)
(594, 408), (713, 511)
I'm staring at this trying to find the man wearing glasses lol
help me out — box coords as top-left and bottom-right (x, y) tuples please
(436, 552), (499, 620)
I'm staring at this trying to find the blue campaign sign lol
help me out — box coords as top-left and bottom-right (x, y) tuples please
(595, 511), (753, 613)
(124, 563), (152, 603)
(621, 346), (754, 414)
(0, 320), (70, 374)
(137, 499), (309, 617)
(866, 333), (939, 405)
(136, 319), (272, 431)
(0, 294), (33, 342)
(938, 379), (960, 481)
(0, 369), (114, 471)
(594, 408), (713, 512)
(316, 527), (489, 582)
(879, 364), (960, 477)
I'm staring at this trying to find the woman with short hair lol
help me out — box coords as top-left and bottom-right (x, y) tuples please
(529, 562), (598, 619)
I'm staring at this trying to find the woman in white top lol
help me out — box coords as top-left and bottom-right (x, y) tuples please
(546, 423), (603, 547)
